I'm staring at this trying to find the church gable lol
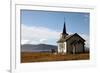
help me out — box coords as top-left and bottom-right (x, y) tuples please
(66, 33), (85, 54)
(66, 33), (85, 42)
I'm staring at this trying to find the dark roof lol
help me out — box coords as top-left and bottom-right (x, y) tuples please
(62, 21), (68, 35)
(57, 33), (85, 43)
(63, 22), (66, 34)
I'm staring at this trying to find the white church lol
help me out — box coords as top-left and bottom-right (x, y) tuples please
(57, 21), (85, 54)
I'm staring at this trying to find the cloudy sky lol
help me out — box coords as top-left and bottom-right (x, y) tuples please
(20, 10), (90, 47)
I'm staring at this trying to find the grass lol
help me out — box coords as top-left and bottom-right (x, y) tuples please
(21, 52), (89, 63)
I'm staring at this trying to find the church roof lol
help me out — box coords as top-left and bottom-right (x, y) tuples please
(63, 22), (67, 34)
(62, 18), (68, 35)
(57, 33), (85, 43)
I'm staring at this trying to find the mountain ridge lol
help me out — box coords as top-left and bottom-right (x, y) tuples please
(21, 44), (57, 52)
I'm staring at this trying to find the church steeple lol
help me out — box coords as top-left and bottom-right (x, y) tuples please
(60, 18), (68, 39)
(62, 18), (68, 35)
(63, 21), (66, 34)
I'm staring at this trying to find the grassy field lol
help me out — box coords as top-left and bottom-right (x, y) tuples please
(21, 52), (89, 63)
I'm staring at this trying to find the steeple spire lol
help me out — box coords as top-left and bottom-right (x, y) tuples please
(62, 17), (68, 35)
(63, 21), (66, 34)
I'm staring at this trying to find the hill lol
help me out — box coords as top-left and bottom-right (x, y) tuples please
(21, 44), (57, 52)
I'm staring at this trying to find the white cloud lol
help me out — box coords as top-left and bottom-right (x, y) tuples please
(21, 40), (29, 44)
(21, 24), (60, 45)
(39, 39), (47, 43)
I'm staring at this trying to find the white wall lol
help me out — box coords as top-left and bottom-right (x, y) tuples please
(64, 42), (67, 53)
(58, 42), (67, 53)
(0, 0), (100, 73)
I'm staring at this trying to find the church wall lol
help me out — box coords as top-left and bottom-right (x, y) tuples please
(57, 42), (67, 54)
(75, 43), (84, 53)
(67, 35), (84, 53)
(67, 41), (73, 53)
(57, 42), (64, 53)
(57, 43), (61, 53)
(64, 42), (67, 53)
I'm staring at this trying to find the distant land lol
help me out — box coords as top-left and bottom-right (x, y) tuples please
(21, 44), (57, 52)
(21, 44), (89, 53)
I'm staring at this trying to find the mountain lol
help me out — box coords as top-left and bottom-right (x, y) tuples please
(21, 44), (57, 52)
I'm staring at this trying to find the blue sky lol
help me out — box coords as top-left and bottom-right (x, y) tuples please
(21, 10), (89, 34)
(21, 10), (89, 46)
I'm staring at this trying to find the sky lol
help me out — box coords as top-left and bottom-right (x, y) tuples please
(21, 9), (90, 47)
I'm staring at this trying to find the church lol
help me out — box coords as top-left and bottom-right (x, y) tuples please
(57, 21), (85, 54)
